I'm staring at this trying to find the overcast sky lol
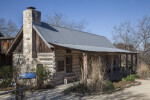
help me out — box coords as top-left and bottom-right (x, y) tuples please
(0, 0), (150, 42)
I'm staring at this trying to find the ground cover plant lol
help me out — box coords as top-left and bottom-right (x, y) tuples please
(63, 74), (140, 95)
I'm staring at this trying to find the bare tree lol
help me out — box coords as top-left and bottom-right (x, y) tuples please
(44, 12), (88, 31)
(112, 22), (137, 51)
(137, 16), (150, 51)
(0, 18), (18, 37)
(113, 15), (150, 51)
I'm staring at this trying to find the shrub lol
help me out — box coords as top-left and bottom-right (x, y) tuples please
(63, 80), (116, 95)
(0, 66), (13, 87)
(132, 74), (140, 79)
(36, 65), (51, 89)
(88, 56), (109, 93)
(104, 81), (115, 93)
(122, 75), (135, 82)
(63, 83), (89, 94)
(137, 63), (150, 78)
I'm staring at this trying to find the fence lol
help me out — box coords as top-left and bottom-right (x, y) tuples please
(0, 86), (29, 100)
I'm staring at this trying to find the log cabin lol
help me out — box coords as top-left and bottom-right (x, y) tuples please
(6, 7), (138, 86)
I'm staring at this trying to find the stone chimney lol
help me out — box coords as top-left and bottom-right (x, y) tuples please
(23, 7), (41, 60)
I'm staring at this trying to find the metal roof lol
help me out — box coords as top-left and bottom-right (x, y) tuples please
(0, 37), (15, 40)
(33, 22), (136, 54)
(52, 43), (134, 53)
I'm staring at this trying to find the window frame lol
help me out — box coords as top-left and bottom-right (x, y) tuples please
(57, 60), (65, 72)
(66, 56), (72, 73)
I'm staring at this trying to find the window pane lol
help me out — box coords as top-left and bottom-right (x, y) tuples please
(66, 49), (71, 53)
(66, 56), (72, 64)
(57, 61), (64, 71)
(66, 56), (72, 73)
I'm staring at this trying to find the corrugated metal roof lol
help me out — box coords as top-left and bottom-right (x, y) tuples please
(33, 22), (136, 53)
(0, 37), (15, 40)
(52, 43), (134, 53)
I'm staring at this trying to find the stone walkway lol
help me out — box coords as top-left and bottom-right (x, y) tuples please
(0, 79), (150, 100)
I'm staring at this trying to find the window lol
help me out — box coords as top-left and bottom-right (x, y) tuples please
(113, 59), (116, 65)
(57, 60), (65, 71)
(66, 56), (72, 73)
(66, 49), (71, 53)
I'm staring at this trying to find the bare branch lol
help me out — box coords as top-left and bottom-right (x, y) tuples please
(0, 18), (18, 37)
(44, 12), (88, 31)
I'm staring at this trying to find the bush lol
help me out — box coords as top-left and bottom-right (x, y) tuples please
(132, 74), (140, 79)
(0, 66), (13, 87)
(104, 81), (115, 93)
(137, 63), (150, 78)
(63, 83), (89, 95)
(36, 65), (51, 89)
(122, 75), (135, 82)
(63, 80), (116, 95)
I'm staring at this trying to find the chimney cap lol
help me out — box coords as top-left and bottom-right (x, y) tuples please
(27, 7), (36, 10)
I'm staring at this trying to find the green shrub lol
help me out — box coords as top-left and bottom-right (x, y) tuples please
(113, 84), (120, 89)
(0, 66), (13, 87)
(105, 81), (115, 93)
(132, 74), (140, 79)
(63, 83), (89, 94)
(36, 65), (51, 89)
(63, 81), (117, 95)
(122, 75), (135, 82)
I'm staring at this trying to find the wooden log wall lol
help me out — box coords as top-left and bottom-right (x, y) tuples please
(37, 53), (55, 73)
(54, 46), (81, 85)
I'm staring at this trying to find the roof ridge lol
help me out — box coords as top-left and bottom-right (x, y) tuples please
(41, 22), (106, 38)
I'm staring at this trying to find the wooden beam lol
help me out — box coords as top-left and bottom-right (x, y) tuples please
(131, 54), (133, 73)
(82, 53), (88, 83)
(120, 54), (122, 72)
(126, 54), (129, 74)
(135, 54), (137, 67)
(111, 55), (114, 78)
(120, 54), (121, 67)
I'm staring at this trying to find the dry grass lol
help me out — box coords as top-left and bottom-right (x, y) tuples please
(88, 56), (107, 93)
(137, 62), (150, 78)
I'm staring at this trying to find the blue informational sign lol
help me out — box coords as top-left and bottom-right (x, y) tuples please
(19, 73), (36, 79)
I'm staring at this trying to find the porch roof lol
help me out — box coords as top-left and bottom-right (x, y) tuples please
(52, 43), (137, 54)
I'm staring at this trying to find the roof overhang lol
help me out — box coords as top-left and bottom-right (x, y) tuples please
(51, 43), (139, 54)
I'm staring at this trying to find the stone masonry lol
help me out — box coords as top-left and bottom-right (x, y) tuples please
(22, 8), (41, 73)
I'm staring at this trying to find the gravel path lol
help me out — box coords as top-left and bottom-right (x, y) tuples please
(0, 79), (150, 100)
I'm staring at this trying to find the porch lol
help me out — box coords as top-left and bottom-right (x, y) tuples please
(82, 52), (138, 82)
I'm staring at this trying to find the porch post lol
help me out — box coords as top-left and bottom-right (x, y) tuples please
(135, 54), (137, 70)
(120, 54), (122, 72)
(82, 53), (88, 83)
(131, 54), (133, 73)
(111, 55), (114, 79)
(126, 54), (129, 74)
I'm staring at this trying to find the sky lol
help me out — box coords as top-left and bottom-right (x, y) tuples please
(0, 0), (150, 42)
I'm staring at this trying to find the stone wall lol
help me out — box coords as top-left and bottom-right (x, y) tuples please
(13, 52), (56, 86)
